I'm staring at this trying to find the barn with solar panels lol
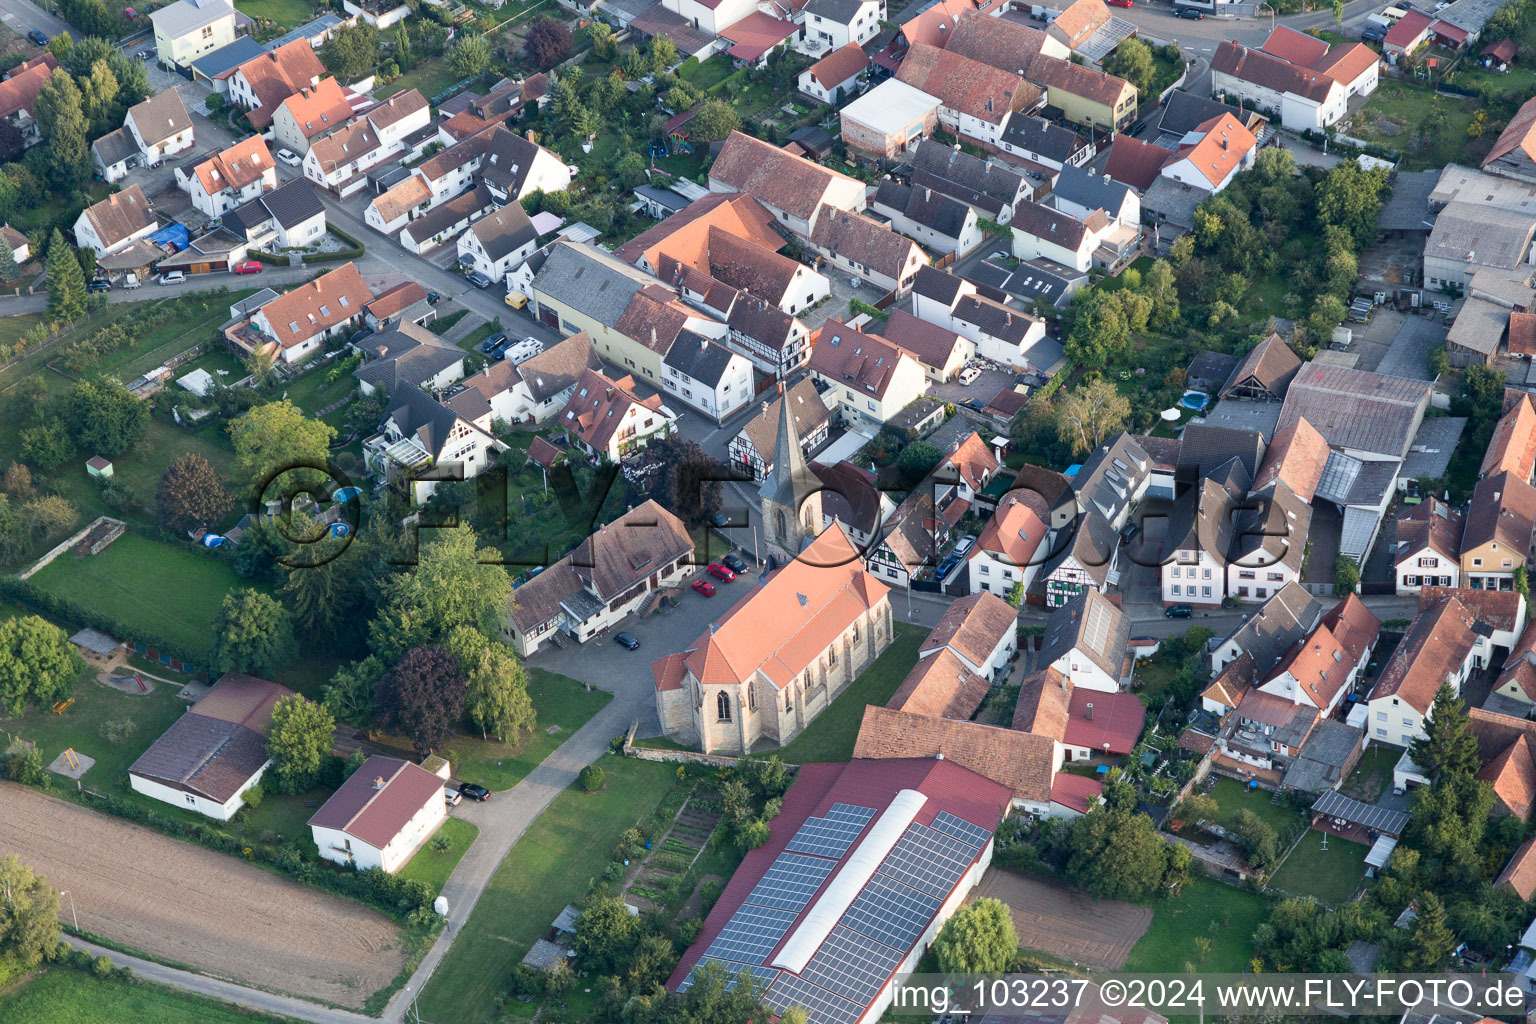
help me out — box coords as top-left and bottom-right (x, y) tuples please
(668, 757), (1012, 1024)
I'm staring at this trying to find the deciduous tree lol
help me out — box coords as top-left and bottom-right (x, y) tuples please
(0, 615), (82, 717)
(156, 452), (231, 534)
(227, 400), (335, 494)
(212, 588), (297, 676)
(447, 627), (535, 742)
(0, 854), (60, 986)
(369, 525), (512, 662)
(689, 98), (740, 142)
(320, 22), (381, 80)
(445, 33), (491, 78)
(573, 893), (639, 972)
(265, 694), (335, 793)
(322, 654), (385, 728)
(932, 897), (1017, 974)
(375, 645), (466, 756)
(1103, 37), (1156, 98)
(1055, 379), (1130, 457)
(66, 377), (147, 456)
(523, 18), (572, 69)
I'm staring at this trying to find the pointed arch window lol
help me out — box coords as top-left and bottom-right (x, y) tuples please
(716, 691), (732, 722)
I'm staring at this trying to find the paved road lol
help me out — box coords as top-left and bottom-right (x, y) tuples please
(0, 0), (75, 43)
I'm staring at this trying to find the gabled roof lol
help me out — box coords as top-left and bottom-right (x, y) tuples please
(1178, 423), (1266, 481)
(276, 77), (351, 140)
(806, 41), (867, 90)
(191, 134), (273, 197)
(879, 308), (966, 371)
(466, 202), (537, 262)
(308, 755), (445, 848)
(1021, 54), (1133, 108)
(945, 9), (1059, 71)
(1312, 42), (1379, 87)
(233, 40), (326, 128)
(354, 320), (462, 393)
(1321, 592), (1382, 668)
(709, 130), (864, 221)
(1156, 91), (1258, 137)
(150, 0), (234, 37)
(1252, 416), (1329, 502)
(808, 319), (916, 401)
(896, 43), (1039, 126)
(1419, 585), (1525, 633)
(367, 88), (428, 133)
(1217, 581), (1325, 675)
(1063, 687), (1145, 755)
(92, 126), (139, 168)
(1497, 836), (1536, 900)
(1039, 588), (1129, 682)
(974, 492), (1048, 569)
(900, 0), (977, 49)
(888, 645), (992, 719)
(256, 261), (371, 349)
(940, 431), (998, 492)
(1265, 620), (1349, 708)
(663, 332), (741, 387)
(874, 179), (974, 240)
(308, 118), (382, 175)
(1479, 734), (1536, 818)
(127, 90), (193, 146)
(570, 499), (693, 601)
(910, 140), (1027, 218)
(1258, 25), (1329, 65)
(1462, 471), (1536, 557)
(811, 207), (926, 282)
(1368, 596), (1478, 715)
(1277, 362), (1431, 458)
(998, 115), (1086, 165)
(79, 184), (156, 248)
(369, 173), (432, 225)
(0, 57), (55, 119)
(531, 241), (653, 327)
(225, 177), (325, 234)
(1049, 0), (1111, 49)
(445, 357), (522, 424)
(811, 460), (887, 536)
(1211, 40), (1337, 103)
(1480, 394), (1536, 480)
(737, 377), (831, 467)
(480, 127), (565, 199)
(1171, 113), (1257, 188)
(1396, 496), (1463, 563)
(1222, 331), (1302, 399)
(559, 367), (668, 451)
(1037, 509), (1117, 590)
(518, 330), (602, 402)
(854, 705), (1057, 802)
(720, 10), (798, 63)
(614, 191), (782, 269)
(1103, 134), (1169, 190)
(1385, 8), (1435, 48)
(921, 591), (1016, 671)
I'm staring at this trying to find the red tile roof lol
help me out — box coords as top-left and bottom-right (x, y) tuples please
(1049, 0), (1112, 49)
(888, 646), (992, 719)
(1103, 134), (1168, 190)
(1479, 733), (1536, 818)
(807, 41), (868, 91)
(1385, 9), (1434, 49)
(1252, 415), (1329, 502)
(1211, 40), (1336, 102)
(255, 262), (372, 350)
(896, 42), (1040, 125)
(0, 57), (55, 119)
(1259, 25), (1330, 66)
(277, 77), (352, 140)
(236, 40), (325, 127)
(1480, 394), (1536, 480)
(1497, 835), (1536, 899)
(1368, 596), (1478, 715)
(900, 0), (974, 49)
(1050, 771), (1103, 813)
(1172, 112), (1257, 188)
(1062, 688), (1145, 755)
(853, 705), (1057, 801)
(1312, 42), (1379, 88)
(721, 11), (798, 63)
(307, 755), (444, 848)
(1321, 592), (1381, 668)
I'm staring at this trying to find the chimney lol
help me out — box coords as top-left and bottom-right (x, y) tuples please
(1085, 702), (1094, 720)
(605, 387), (614, 399)
(371, 776), (385, 789)
(1103, 173), (1111, 183)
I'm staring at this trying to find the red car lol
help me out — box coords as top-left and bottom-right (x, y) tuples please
(1106, 0), (1132, 6)
(692, 579), (717, 597)
(232, 261), (263, 275)
(706, 562), (736, 582)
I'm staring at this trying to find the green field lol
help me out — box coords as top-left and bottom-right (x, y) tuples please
(1124, 877), (1269, 974)
(0, 969), (299, 1024)
(415, 757), (679, 1024)
(29, 532), (253, 656)
(772, 624), (927, 764)
(1268, 831), (1369, 906)
(235, 0), (312, 27)
(399, 818), (480, 893)
(443, 670), (612, 791)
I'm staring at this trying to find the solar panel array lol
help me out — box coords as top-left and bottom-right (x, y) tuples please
(842, 873), (943, 952)
(825, 803), (877, 827)
(703, 904), (798, 965)
(800, 925), (906, 1004)
(785, 815), (870, 859)
(743, 854), (836, 913)
(880, 823), (981, 898)
(676, 958), (779, 993)
(931, 811), (992, 850)
(765, 972), (866, 1024)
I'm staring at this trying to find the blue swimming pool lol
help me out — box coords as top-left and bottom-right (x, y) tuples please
(1180, 391), (1210, 411)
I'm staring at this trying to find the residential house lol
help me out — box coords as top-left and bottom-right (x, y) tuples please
(1209, 40), (1348, 132)
(879, 308), (972, 382)
(479, 127), (575, 204)
(1420, 586), (1528, 657)
(798, 41), (868, 103)
(1020, 56), (1136, 133)
(660, 332), (755, 423)
(1366, 596), (1485, 747)
(73, 185), (158, 258)
(227, 40), (326, 131)
(364, 382), (506, 499)
(558, 367), (678, 461)
(1157, 113), (1258, 194)
(1460, 471), (1536, 590)
(797, 0), (883, 56)
(530, 242), (662, 375)
(1044, 0), (1119, 55)
(1035, 509), (1119, 607)
(997, 114), (1092, 175)
(365, 173), (432, 235)
(806, 319), (931, 429)
(808, 206), (929, 294)
(1217, 687), (1320, 774)
(128, 673), (296, 820)
(352, 321), (466, 397)
(150, 0), (238, 68)
(303, 89), (431, 195)
(0, 55), (58, 143)
(813, 459), (896, 547)
(92, 126), (139, 183)
(450, 330), (602, 427)
(233, 261), (372, 364)
(224, 178), (327, 250)
(655, 524), (894, 752)
(1159, 457), (1249, 607)
(1221, 331), (1302, 401)
(909, 266), (1056, 370)
(124, 91), (195, 165)
(309, 756), (447, 873)
(708, 130), (867, 237)
(838, 78), (942, 162)
(271, 78), (353, 156)
(363, 281), (434, 331)
(456, 202), (538, 282)
(727, 377), (832, 480)
(968, 493), (1048, 599)
(942, 7), (1071, 66)
(1038, 588), (1131, 692)
(1396, 498), (1464, 593)
(0, 225), (28, 265)
(175, 135), (277, 218)
(871, 179), (983, 255)
(399, 184), (497, 255)
(1384, 9), (1435, 56)
(725, 294), (813, 377)
(1493, 615), (1536, 707)
(894, 43), (1041, 150)
(1009, 196), (1135, 273)
(1482, 394), (1536, 482)
(1257, 595), (1381, 717)
(1209, 580), (1325, 677)
(910, 140), (1031, 224)
(659, 225), (829, 316)
(412, 127), (496, 205)
(1068, 432), (1150, 530)
(920, 591), (1019, 681)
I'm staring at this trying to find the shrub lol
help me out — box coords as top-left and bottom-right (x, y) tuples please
(429, 832), (452, 854)
(91, 955), (114, 977)
(5, 745), (48, 786)
(241, 783), (264, 810)
(102, 717), (137, 744)
(580, 765), (605, 792)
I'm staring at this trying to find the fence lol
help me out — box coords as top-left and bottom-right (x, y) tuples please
(1158, 64), (1190, 106)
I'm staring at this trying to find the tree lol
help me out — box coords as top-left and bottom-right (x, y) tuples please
(0, 232), (18, 282)
(580, 764), (604, 792)
(228, 400), (336, 494)
(2, 463), (30, 497)
(1064, 288), (1132, 368)
(447, 627), (535, 742)
(1142, 259), (1180, 330)
(282, 538), (373, 644)
(212, 588), (297, 676)
(1173, 793), (1218, 825)
(65, 377), (147, 457)
(1402, 892), (1455, 970)
(1334, 554), (1359, 595)
(369, 526), (513, 663)
(445, 33), (491, 77)
(0, 615), (83, 717)
(1103, 37), (1156, 97)
(1066, 806), (1184, 900)
(648, 36), (678, 73)
(574, 893), (638, 972)
(265, 694), (335, 794)
(33, 73), (89, 188)
(1055, 379), (1130, 457)
(932, 898), (1017, 974)
(616, 151), (648, 190)
(18, 421), (71, 470)
(896, 439), (943, 487)
(156, 453), (231, 534)
(45, 229), (86, 323)
(375, 645), (467, 756)
(589, 21), (617, 61)
(79, 58), (119, 136)
(1517, 565), (1530, 598)
(689, 98), (741, 142)
(523, 18), (572, 69)
(322, 654), (385, 728)
(0, 855), (59, 986)
(0, 122), (24, 166)
(638, 437), (723, 527)
(1006, 580), (1024, 609)
(1230, 808), (1281, 873)
(1315, 162), (1388, 251)
(320, 23), (381, 80)
(1409, 683), (1480, 785)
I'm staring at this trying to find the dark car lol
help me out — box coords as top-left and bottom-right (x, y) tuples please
(28, 29), (48, 45)
(458, 782), (490, 801)
(614, 631), (640, 650)
(427, 290), (440, 304)
(936, 555), (959, 578)
(1120, 521), (1140, 545)
(87, 278), (111, 292)
(722, 553), (748, 574)
(1174, 6), (1204, 17)
(465, 270), (495, 289)
(1165, 604), (1194, 619)
(710, 510), (730, 527)
(348, 327), (375, 346)
(479, 332), (509, 355)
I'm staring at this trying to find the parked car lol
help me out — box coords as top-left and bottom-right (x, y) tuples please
(479, 332), (509, 355)
(458, 782), (490, 801)
(159, 271), (186, 285)
(958, 365), (982, 386)
(711, 510), (730, 527)
(1120, 521), (1141, 545)
(444, 788), (462, 806)
(1106, 0), (1132, 7)
(614, 632), (641, 650)
(27, 29), (48, 45)
(961, 398), (985, 412)
(87, 278), (111, 292)
(275, 148), (301, 167)
(936, 555), (960, 578)
(465, 270), (495, 289)
(953, 536), (975, 556)
(427, 290), (440, 304)
(1174, 6), (1203, 16)
(1165, 604), (1194, 619)
(706, 562), (737, 582)
(692, 579), (717, 597)
(722, 553), (748, 574)
(232, 260), (263, 275)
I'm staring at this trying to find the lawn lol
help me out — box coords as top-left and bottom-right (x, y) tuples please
(679, 54), (734, 92)
(29, 532), (254, 657)
(398, 818), (480, 893)
(772, 624), (927, 764)
(443, 669), (612, 791)
(1207, 776), (1303, 836)
(1268, 831), (1369, 906)
(375, 58), (461, 102)
(1339, 744), (1396, 803)
(456, 321), (499, 353)
(0, 968), (300, 1024)
(414, 757), (680, 1024)
(1341, 82), (1477, 169)
(0, 312), (39, 353)
(234, 0), (312, 27)
(1123, 876), (1269, 974)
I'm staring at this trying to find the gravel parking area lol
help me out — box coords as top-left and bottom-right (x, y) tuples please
(1, 782), (406, 1009)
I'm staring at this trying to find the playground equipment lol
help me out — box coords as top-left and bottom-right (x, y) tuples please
(63, 748), (80, 771)
(51, 698), (74, 715)
(113, 672), (148, 692)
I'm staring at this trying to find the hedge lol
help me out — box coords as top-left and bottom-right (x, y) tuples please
(306, 223), (366, 265)
(0, 572), (206, 670)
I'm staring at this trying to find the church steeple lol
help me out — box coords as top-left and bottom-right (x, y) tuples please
(759, 383), (822, 563)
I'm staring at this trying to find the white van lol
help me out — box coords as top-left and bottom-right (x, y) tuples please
(159, 271), (186, 285)
(958, 365), (982, 386)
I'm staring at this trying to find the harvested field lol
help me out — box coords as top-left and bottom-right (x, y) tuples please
(967, 867), (1152, 969)
(0, 783), (405, 1009)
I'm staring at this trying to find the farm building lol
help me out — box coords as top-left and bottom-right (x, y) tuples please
(309, 755), (448, 873)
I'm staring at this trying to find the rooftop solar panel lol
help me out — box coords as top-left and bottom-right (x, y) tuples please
(931, 811), (992, 850)
(766, 972), (865, 1024)
(843, 873), (943, 952)
(703, 904), (798, 965)
(878, 824), (977, 899)
(786, 815), (867, 859)
(825, 803), (876, 826)
(800, 925), (906, 1004)
(743, 853), (835, 913)
(676, 958), (779, 994)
